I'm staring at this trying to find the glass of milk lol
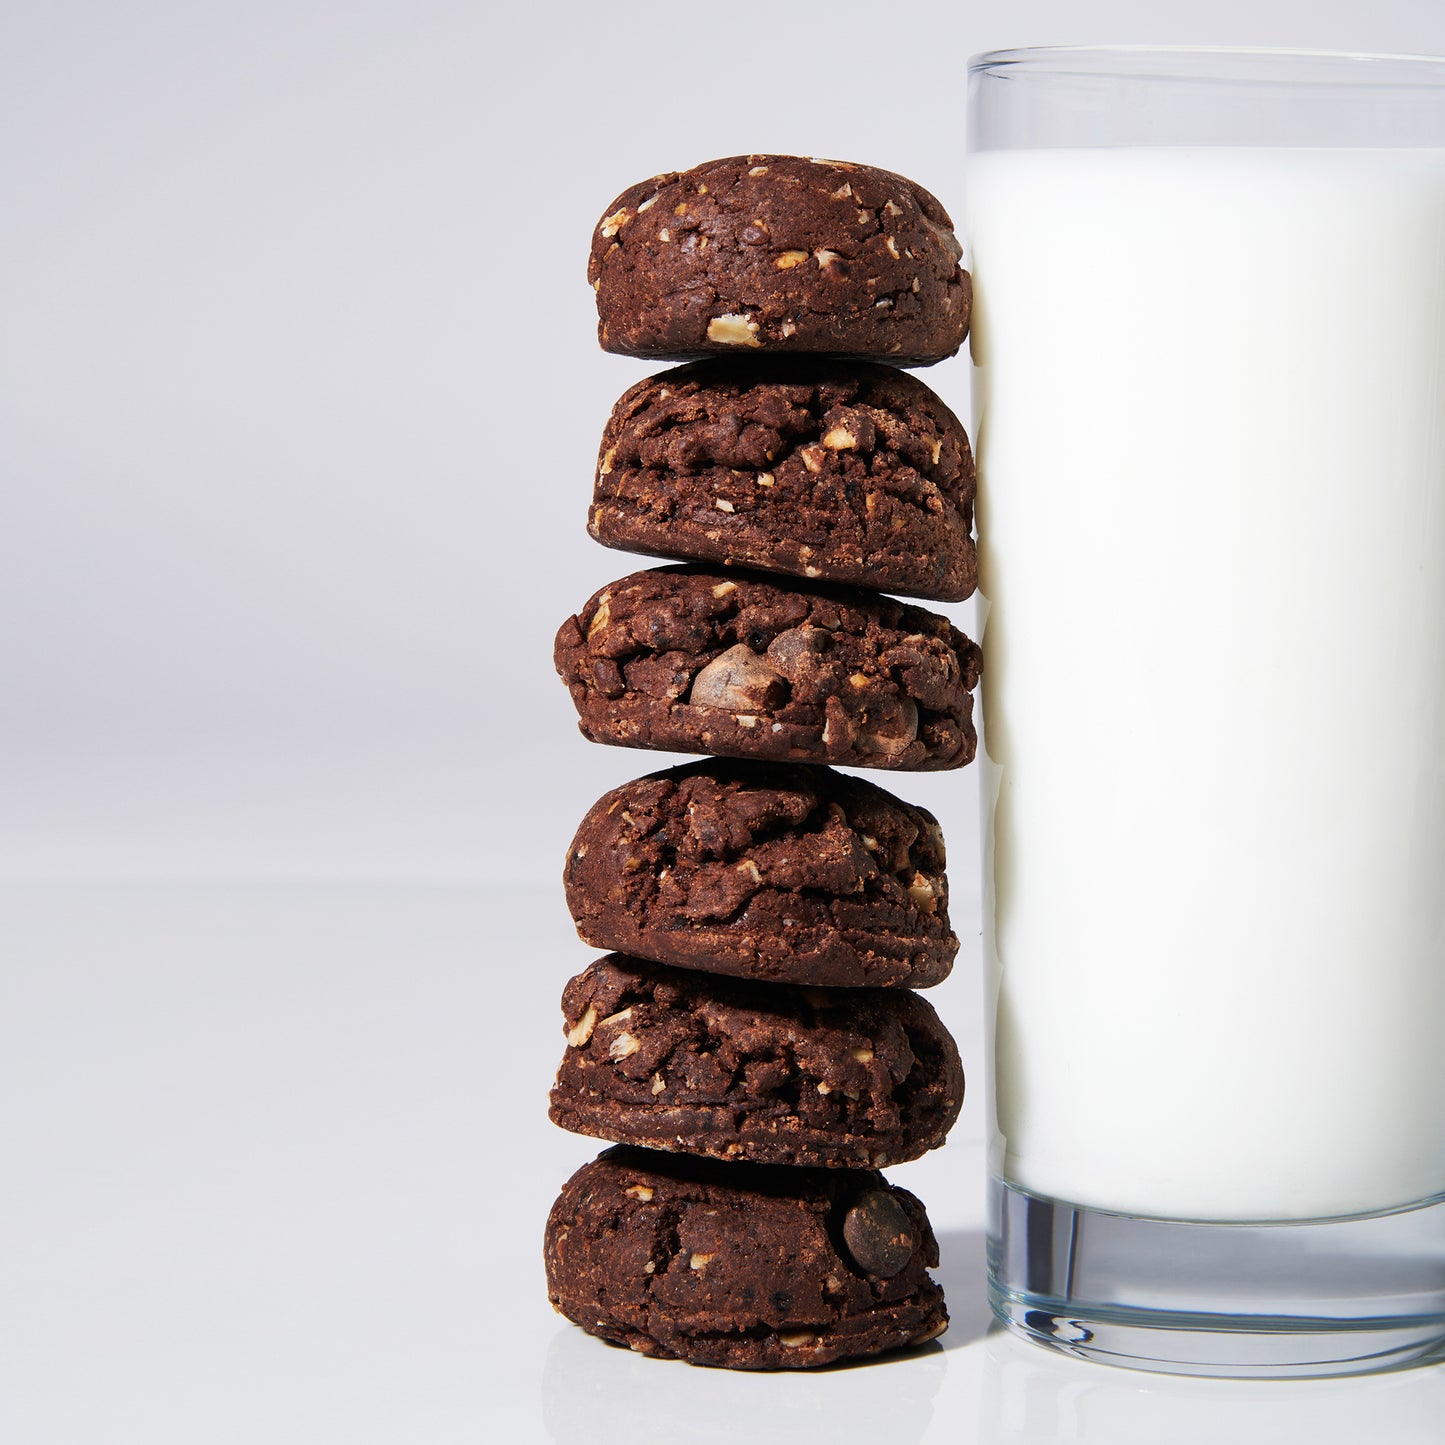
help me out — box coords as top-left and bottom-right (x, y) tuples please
(969, 46), (1445, 1376)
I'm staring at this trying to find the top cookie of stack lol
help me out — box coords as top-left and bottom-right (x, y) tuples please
(589, 154), (972, 365)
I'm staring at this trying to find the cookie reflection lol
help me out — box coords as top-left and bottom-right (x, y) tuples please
(542, 1323), (944, 1445)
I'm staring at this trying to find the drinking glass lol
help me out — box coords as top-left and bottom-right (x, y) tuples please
(969, 46), (1445, 1376)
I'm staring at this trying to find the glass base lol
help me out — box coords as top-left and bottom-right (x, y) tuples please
(988, 1176), (1445, 1378)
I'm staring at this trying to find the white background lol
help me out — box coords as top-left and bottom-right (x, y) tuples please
(6, 2), (1445, 1441)
(6, 0), (1445, 885)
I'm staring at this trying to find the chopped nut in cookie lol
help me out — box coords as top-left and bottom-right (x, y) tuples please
(706, 314), (761, 347)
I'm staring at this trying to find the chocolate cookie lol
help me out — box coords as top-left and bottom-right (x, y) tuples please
(553, 566), (981, 772)
(565, 759), (957, 988)
(550, 954), (964, 1166)
(544, 1145), (948, 1369)
(591, 359), (976, 602)
(589, 155), (971, 365)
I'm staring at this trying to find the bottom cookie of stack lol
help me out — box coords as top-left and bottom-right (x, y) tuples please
(544, 1145), (948, 1370)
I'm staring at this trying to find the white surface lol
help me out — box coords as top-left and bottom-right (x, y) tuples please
(970, 146), (1445, 1221)
(2, 882), (1444, 1444)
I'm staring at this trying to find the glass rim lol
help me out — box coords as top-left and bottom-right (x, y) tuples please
(968, 44), (1445, 84)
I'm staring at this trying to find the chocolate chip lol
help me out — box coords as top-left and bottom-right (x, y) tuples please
(687, 643), (786, 711)
(765, 624), (831, 682)
(842, 1189), (915, 1277)
(591, 658), (626, 699)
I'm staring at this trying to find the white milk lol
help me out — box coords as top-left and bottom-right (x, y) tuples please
(969, 147), (1445, 1221)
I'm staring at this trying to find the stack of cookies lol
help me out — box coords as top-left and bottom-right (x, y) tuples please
(544, 154), (981, 1370)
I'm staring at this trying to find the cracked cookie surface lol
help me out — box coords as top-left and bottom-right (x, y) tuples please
(565, 759), (957, 987)
(589, 154), (971, 365)
(544, 1145), (948, 1369)
(553, 566), (981, 772)
(591, 359), (977, 602)
(550, 954), (964, 1166)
